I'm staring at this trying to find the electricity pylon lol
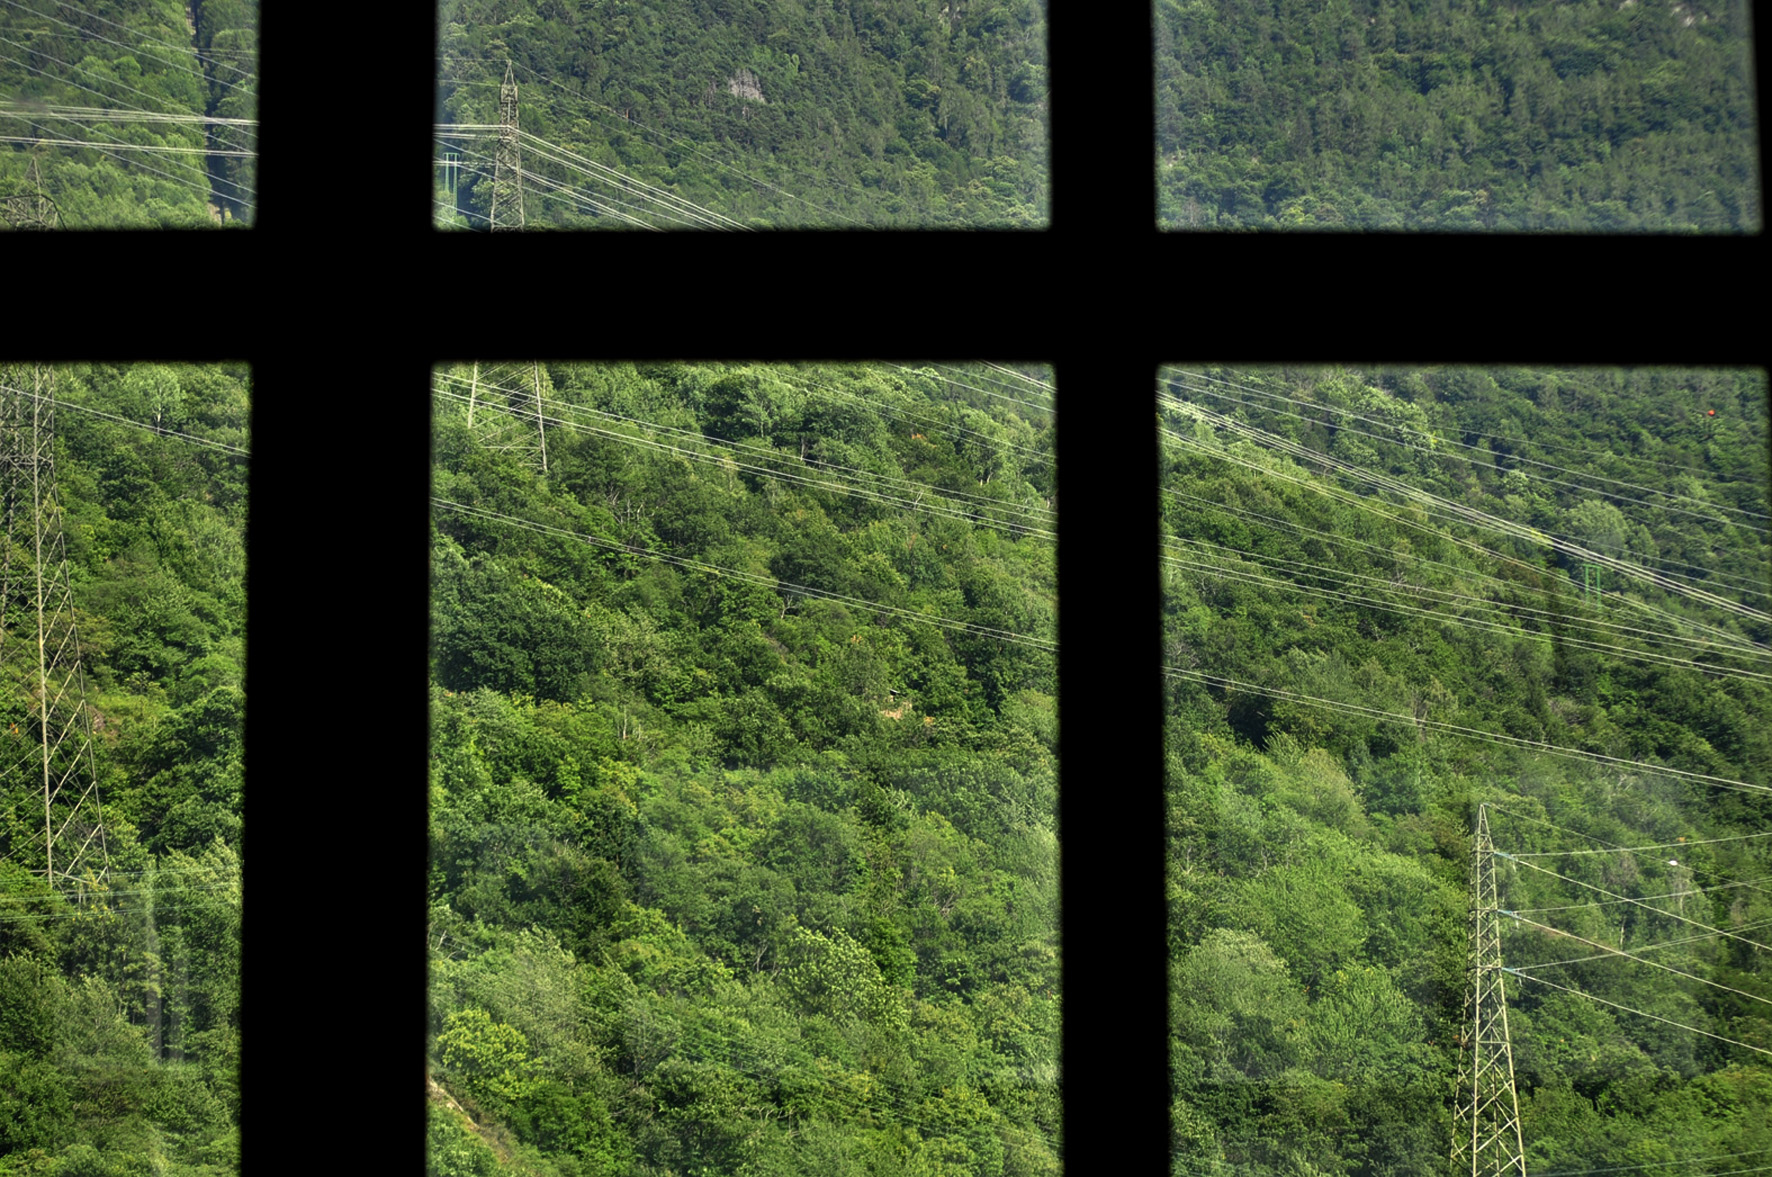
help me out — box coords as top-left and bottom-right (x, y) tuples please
(490, 60), (524, 231)
(2, 155), (61, 230)
(0, 365), (109, 894)
(458, 361), (548, 474)
(1452, 803), (1525, 1176)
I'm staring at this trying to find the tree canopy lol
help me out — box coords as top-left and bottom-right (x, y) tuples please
(1164, 366), (1771, 1173)
(1157, 0), (1761, 230)
(0, 362), (246, 1176)
(428, 361), (1058, 1175)
(0, 0), (258, 227)
(435, 0), (1049, 227)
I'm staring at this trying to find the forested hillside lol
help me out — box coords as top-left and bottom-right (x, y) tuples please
(0, 364), (246, 1174)
(0, 0), (258, 227)
(1162, 367), (1771, 1173)
(428, 362), (1058, 1174)
(434, 0), (1049, 227)
(1156, 0), (1760, 230)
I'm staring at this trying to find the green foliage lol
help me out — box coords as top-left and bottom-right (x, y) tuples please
(438, 1008), (543, 1108)
(0, 1052), (73, 1154)
(782, 925), (907, 1029)
(0, 955), (63, 1059)
(1166, 366), (1771, 1171)
(427, 1104), (504, 1177)
(1158, 0), (1760, 230)
(436, 0), (1047, 226)
(429, 362), (1056, 1174)
(0, 365), (244, 1172)
(0, 0), (257, 226)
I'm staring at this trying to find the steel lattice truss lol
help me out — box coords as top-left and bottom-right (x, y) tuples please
(0, 366), (108, 892)
(491, 60), (525, 231)
(1, 157), (62, 230)
(444, 361), (549, 475)
(1452, 803), (1527, 1176)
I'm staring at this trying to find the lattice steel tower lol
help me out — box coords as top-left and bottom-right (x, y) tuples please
(0, 365), (109, 893)
(2, 155), (61, 230)
(491, 61), (524, 231)
(1452, 803), (1525, 1176)
(459, 361), (549, 474)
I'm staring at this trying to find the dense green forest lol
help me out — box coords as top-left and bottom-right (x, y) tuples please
(1162, 367), (1771, 1173)
(433, 0), (1049, 227)
(0, 0), (258, 227)
(428, 362), (1058, 1174)
(1156, 0), (1761, 230)
(0, 364), (246, 1174)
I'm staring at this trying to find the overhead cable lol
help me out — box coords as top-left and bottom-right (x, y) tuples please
(434, 498), (1055, 653)
(1498, 854), (1772, 952)
(1161, 424), (1763, 654)
(1503, 969), (1772, 1057)
(1165, 365), (1768, 515)
(1163, 366), (1770, 529)
(1164, 395), (1772, 630)
(1162, 666), (1772, 798)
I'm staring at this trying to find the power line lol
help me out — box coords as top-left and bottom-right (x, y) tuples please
(439, 57), (875, 226)
(0, 83), (258, 204)
(1489, 806), (1772, 903)
(1501, 911), (1772, 1006)
(438, 136), (664, 228)
(0, 30), (195, 115)
(0, 102), (256, 127)
(0, 0), (255, 98)
(1510, 877), (1772, 916)
(0, 134), (252, 155)
(779, 366), (1052, 465)
(0, 380), (249, 457)
(1162, 394), (1770, 626)
(911, 363), (1055, 416)
(1503, 969), (1772, 1057)
(29, 0), (256, 81)
(1164, 395), (1772, 630)
(437, 126), (740, 229)
(433, 498), (1056, 653)
(1161, 481), (1772, 601)
(1164, 366), (1770, 521)
(518, 129), (752, 230)
(1162, 544), (1772, 683)
(1163, 531), (1772, 665)
(1161, 423), (1765, 655)
(433, 369), (1051, 529)
(437, 123), (752, 229)
(1498, 854), (1772, 953)
(1510, 831), (1772, 857)
(513, 162), (665, 228)
(432, 381), (1052, 540)
(980, 361), (1053, 393)
(1531, 1150), (1772, 1177)
(1161, 666), (1772, 797)
(1163, 367), (1771, 530)
(1512, 916), (1772, 970)
(0, 881), (239, 923)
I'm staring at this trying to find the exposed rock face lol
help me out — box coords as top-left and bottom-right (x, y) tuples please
(727, 68), (765, 103)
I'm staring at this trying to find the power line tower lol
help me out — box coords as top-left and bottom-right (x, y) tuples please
(1452, 803), (1526, 1176)
(490, 60), (524, 231)
(458, 361), (548, 474)
(0, 365), (109, 895)
(2, 155), (62, 230)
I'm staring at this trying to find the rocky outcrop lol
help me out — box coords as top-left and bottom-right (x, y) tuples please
(727, 68), (765, 103)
